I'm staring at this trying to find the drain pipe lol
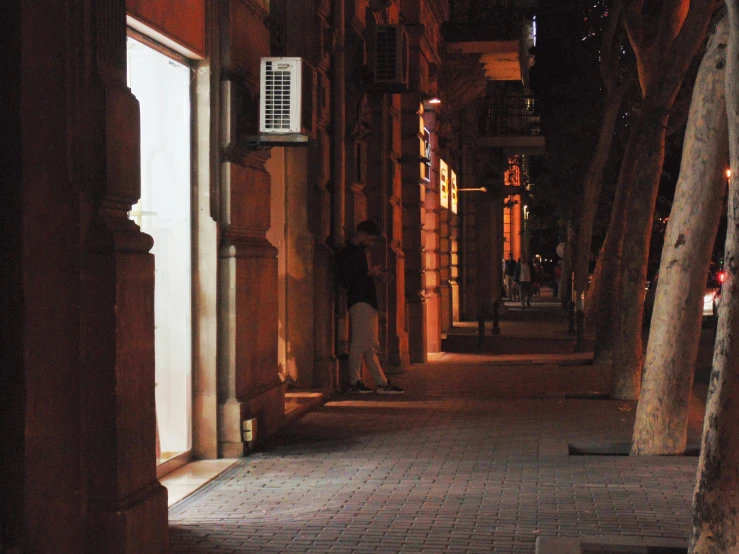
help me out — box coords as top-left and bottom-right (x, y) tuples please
(332, 0), (349, 384)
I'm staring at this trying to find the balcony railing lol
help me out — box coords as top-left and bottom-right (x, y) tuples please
(479, 96), (541, 137)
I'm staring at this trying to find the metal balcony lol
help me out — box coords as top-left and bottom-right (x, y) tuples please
(480, 95), (541, 136)
(478, 95), (545, 153)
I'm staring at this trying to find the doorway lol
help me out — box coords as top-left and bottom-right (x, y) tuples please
(127, 37), (192, 465)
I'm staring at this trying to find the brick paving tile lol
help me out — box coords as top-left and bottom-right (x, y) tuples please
(169, 304), (708, 553)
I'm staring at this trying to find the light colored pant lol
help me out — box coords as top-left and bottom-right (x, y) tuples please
(348, 302), (388, 387)
(505, 275), (515, 298)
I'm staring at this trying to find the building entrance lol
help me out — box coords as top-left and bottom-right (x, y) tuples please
(127, 37), (192, 465)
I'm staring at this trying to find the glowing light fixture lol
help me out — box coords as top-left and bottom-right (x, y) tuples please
(423, 95), (441, 109)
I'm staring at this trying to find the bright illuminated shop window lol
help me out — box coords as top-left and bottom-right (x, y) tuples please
(127, 37), (192, 465)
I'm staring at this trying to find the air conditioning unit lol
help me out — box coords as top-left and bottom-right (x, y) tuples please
(371, 25), (409, 92)
(259, 57), (316, 144)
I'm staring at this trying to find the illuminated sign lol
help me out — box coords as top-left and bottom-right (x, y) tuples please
(420, 126), (431, 183)
(440, 159), (449, 209)
(451, 170), (458, 214)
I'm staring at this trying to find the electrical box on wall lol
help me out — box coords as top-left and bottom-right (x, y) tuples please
(258, 57), (317, 144)
(242, 418), (257, 443)
(370, 25), (409, 92)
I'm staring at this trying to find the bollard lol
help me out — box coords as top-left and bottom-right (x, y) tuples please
(575, 309), (585, 351)
(492, 300), (500, 335)
(567, 300), (576, 336)
(574, 291), (585, 350)
(477, 313), (486, 348)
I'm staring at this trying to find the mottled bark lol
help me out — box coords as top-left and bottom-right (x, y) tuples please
(689, 5), (739, 552)
(633, 16), (728, 456)
(586, 117), (647, 364)
(574, 0), (630, 350)
(574, 83), (629, 349)
(610, 110), (670, 400)
(608, 0), (718, 400)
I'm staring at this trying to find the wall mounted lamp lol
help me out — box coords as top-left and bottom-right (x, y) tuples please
(422, 95), (442, 109)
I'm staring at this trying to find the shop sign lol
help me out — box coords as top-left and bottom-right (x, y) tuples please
(440, 159), (449, 209)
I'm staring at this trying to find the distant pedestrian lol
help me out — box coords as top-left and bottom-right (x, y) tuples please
(553, 261), (563, 299)
(337, 220), (404, 394)
(516, 258), (532, 308)
(504, 253), (517, 299)
(532, 259), (543, 299)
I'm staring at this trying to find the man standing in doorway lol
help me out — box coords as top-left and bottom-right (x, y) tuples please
(338, 220), (404, 394)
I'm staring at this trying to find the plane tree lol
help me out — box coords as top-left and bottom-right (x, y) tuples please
(590, 0), (719, 399)
(689, 3), (739, 550)
(632, 9), (729, 455)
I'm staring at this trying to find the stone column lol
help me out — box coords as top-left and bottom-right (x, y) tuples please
(218, 156), (283, 456)
(82, 2), (169, 551)
(386, 95), (411, 372)
(475, 166), (505, 316)
(193, 0), (220, 460)
(450, 211), (461, 322)
(401, 94), (428, 363)
(424, 110), (442, 353)
(439, 204), (453, 334)
(311, 2), (337, 389)
(217, 0), (284, 456)
(311, 127), (337, 388)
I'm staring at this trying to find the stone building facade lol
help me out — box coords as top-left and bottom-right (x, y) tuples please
(1, 0), (539, 551)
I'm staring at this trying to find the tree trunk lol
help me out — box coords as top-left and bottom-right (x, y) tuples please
(632, 15), (728, 456)
(610, 108), (670, 400)
(574, 83), (629, 349)
(560, 221), (575, 310)
(586, 117), (645, 363)
(689, 5), (739, 552)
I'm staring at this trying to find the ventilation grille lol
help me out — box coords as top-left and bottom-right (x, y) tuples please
(262, 59), (295, 132)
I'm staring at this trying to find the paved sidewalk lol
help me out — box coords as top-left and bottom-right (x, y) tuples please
(169, 301), (707, 553)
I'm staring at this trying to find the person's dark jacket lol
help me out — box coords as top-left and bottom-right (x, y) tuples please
(337, 242), (378, 309)
(505, 259), (516, 276)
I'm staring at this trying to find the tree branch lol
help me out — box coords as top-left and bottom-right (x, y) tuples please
(668, 0), (722, 83)
(656, 0), (690, 57)
(623, 0), (647, 55)
(599, 0), (626, 91)
(623, 0), (651, 95)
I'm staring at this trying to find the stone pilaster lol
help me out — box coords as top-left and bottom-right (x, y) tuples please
(400, 94), (428, 363)
(311, 3), (338, 389)
(386, 97), (411, 372)
(217, 0), (284, 456)
(439, 204), (453, 334)
(82, 2), (168, 552)
(450, 212), (461, 323)
(218, 156), (284, 456)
